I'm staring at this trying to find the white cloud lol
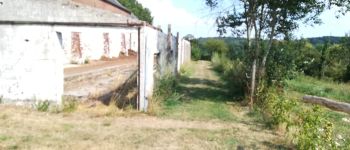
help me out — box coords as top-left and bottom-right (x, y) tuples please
(137, 0), (218, 38)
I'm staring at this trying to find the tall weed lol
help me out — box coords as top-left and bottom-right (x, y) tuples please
(149, 72), (180, 115)
(211, 52), (247, 98)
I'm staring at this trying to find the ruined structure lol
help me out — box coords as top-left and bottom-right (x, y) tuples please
(0, 0), (191, 111)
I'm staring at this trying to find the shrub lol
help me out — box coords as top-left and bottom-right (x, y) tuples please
(35, 100), (50, 112)
(191, 46), (201, 61)
(295, 41), (321, 77)
(62, 98), (78, 113)
(212, 52), (247, 98)
(256, 84), (296, 128)
(222, 59), (247, 98)
(295, 106), (337, 150)
(204, 39), (229, 55)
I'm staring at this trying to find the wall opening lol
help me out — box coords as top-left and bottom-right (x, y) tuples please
(56, 32), (64, 49)
(103, 33), (110, 57)
(71, 32), (82, 59)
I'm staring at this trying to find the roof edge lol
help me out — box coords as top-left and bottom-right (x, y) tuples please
(102, 0), (131, 14)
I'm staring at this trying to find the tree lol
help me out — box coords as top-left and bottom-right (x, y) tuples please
(118, 0), (153, 24)
(204, 39), (229, 55)
(205, 0), (349, 108)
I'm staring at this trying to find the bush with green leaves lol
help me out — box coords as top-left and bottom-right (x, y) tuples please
(324, 44), (350, 81)
(266, 41), (297, 85)
(191, 45), (201, 61)
(204, 39), (229, 56)
(295, 40), (322, 77)
(35, 100), (50, 112)
(256, 83), (296, 128)
(296, 106), (337, 150)
(211, 52), (248, 98)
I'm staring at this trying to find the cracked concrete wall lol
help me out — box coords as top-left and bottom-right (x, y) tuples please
(0, 24), (64, 104)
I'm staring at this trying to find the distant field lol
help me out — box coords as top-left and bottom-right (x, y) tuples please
(286, 75), (350, 103)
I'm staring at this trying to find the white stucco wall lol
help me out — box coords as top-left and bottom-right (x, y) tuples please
(0, 23), (140, 105)
(177, 39), (191, 71)
(0, 24), (64, 104)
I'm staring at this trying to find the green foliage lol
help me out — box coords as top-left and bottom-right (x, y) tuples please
(118, 0), (153, 24)
(296, 106), (337, 150)
(150, 72), (182, 115)
(212, 53), (247, 98)
(256, 83), (296, 128)
(266, 41), (297, 85)
(62, 98), (78, 113)
(154, 74), (178, 97)
(286, 75), (350, 103)
(204, 39), (229, 55)
(191, 44), (201, 61)
(35, 100), (50, 112)
(324, 44), (350, 81)
(344, 65), (350, 82)
(295, 40), (322, 76)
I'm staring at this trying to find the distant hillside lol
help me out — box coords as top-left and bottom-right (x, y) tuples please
(197, 37), (246, 46)
(306, 36), (343, 45)
(196, 36), (344, 46)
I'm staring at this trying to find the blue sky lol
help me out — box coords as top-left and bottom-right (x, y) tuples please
(137, 0), (350, 38)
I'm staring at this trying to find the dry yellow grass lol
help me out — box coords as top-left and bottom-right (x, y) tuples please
(0, 61), (288, 149)
(0, 102), (286, 150)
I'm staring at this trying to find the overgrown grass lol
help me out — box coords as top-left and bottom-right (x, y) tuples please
(152, 61), (237, 122)
(286, 75), (350, 102)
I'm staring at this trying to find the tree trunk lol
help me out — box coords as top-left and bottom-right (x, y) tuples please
(249, 59), (257, 109)
(302, 95), (350, 114)
(261, 11), (277, 76)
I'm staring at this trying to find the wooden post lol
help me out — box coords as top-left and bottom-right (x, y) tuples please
(137, 26), (141, 111)
(302, 95), (350, 114)
(175, 32), (179, 76)
(167, 24), (171, 52)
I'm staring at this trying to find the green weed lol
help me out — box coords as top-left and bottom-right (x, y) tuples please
(35, 100), (50, 112)
(62, 98), (78, 113)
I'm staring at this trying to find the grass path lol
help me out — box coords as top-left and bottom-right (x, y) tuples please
(0, 61), (286, 149)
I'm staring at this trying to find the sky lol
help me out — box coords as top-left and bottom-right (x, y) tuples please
(137, 0), (350, 38)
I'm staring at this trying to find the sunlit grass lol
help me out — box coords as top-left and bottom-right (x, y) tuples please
(286, 75), (350, 102)
(286, 75), (350, 139)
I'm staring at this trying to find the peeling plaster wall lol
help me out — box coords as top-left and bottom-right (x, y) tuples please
(53, 26), (138, 64)
(0, 24), (64, 104)
(0, 24), (139, 105)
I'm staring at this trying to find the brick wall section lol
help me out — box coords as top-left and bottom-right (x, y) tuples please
(71, 32), (82, 59)
(72, 0), (130, 16)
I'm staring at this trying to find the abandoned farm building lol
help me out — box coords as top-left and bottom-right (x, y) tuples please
(0, 0), (191, 111)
